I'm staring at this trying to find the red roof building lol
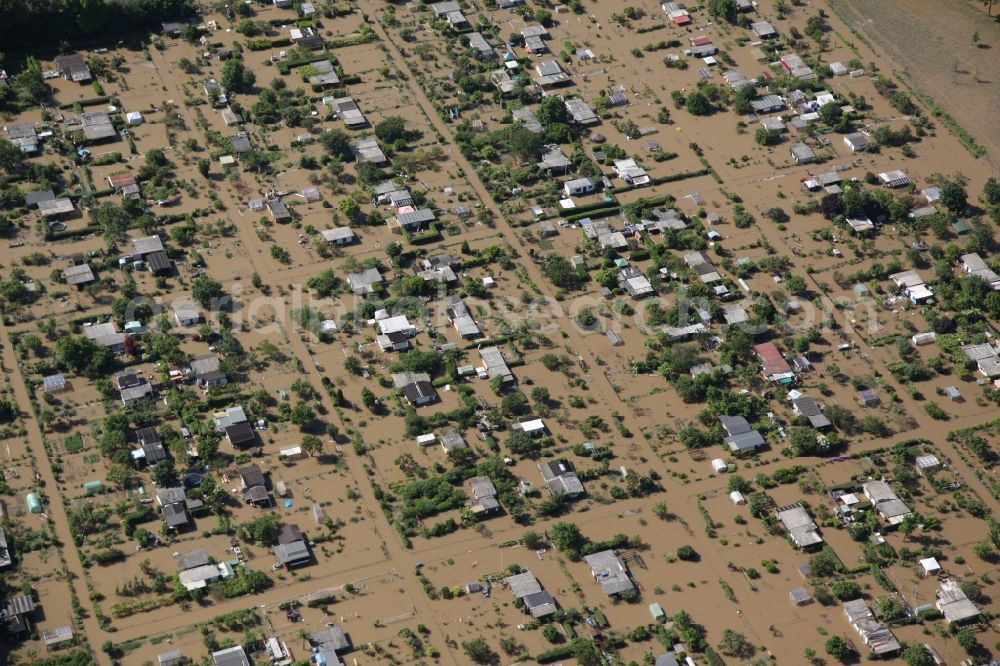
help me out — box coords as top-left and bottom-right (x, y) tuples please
(755, 343), (793, 381)
(690, 36), (712, 47)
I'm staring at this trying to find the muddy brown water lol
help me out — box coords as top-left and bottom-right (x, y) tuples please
(3, 0), (1000, 664)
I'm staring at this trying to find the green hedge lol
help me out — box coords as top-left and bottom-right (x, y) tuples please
(535, 646), (575, 663)
(277, 54), (335, 75)
(564, 206), (620, 222)
(59, 96), (110, 110)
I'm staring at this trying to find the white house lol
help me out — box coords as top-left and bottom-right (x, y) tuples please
(563, 177), (595, 197)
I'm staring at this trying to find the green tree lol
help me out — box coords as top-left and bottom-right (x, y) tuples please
(150, 460), (176, 486)
(197, 158), (210, 178)
(685, 91), (712, 115)
(726, 474), (751, 493)
(374, 116), (409, 143)
(339, 198), (361, 222)
(301, 434), (323, 457)
(55, 336), (111, 377)
(221, 58), (255, 92)
(505, 430), (540, 455)
(361, 387), (378, 411)
(830, 581), (862, 600)
(824, 635), (853, 662)
(504, 124), (545, 160)
(462, 637), (495, 664)
(718, 629), (754, 658)
(550, 522), (585, 554)
(785, 275), (808, 294)
(537, 95), (570, 126)
(91, 202), (130, 241)
(901, 644), (934, 666)
(938, 176), (968, 212)
(0, 138), (23, 173)
(289, 402), (315, 427)
(707, 0), (738, 22)
(570, 638), (602, 666)
(319, 129), (352, 160)
(818, 102), (842, 125)
(955, 629), (983, 655)
(192, 276), (225, 307)
(755, 127), (782, 146)
(983, 176), (1000, 206)
(542, 254), (581, 290)
(521, 530), (545, 549)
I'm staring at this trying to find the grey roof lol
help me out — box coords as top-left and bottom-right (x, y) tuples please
(538, 460), (584, 496)
(565, 97), (597, 124)
(76, 111), (115, 141)
(512, 107), (543, 133)
(162, 502), (190, 528)
(862, 480), (911, 524)
(727, 430), (766, 452)
(936, 579), (980, 623)
(750, 94), (785, 112)
(719, 415), (751, 436)
(173, 300), (201, 322)
(311, 625), (350, 651)
(133, 235), (165, 255)
(156, 486), (187, 505)
(64, 263), (95, 285)
(226, 421), (256, 446)
(790, 142), (815, 161)
(25, 190), (55, 206)
(524, 590), (557, 617)
(157, 649), (184, 666)
(38, 198), (74, 216)
(212, 646), (250, 666)
(43, 374), (66, 391)
(190, 354), (221, 377)
(402, 380), (438, 404)
(539, 146), (572, 170)
(351, 137), (387, 164)
(273, 539), (311, 565)
(121, 382), (154, 403)
(239, 464), (266, 489)
(266, 198), (290, 219)
(176, 548), (211, 571)
(322, 226), (356, 243)
(584, 550), (634, 595)
(468, 32), (493, 54)
(0, 594), (35, 619)
(506, 571), (543, 598)
(146, 250), (171, 273)
(432, 0), (461, 14)
(792, 396), (831, 428)
(56, 53), (91, 80)
(469, 476), (497, 500)
(44, 626), (75, 648)
(277, 523), (303, 545)
(843, 599), (901, 655)
(776, 503), (822, 548)
(396, 208), (436, 227)
(230, 134), (252, 153)
(521, 24), (548, 38)
(480, 346), (514, 384)
(440, 431), (467, 452)
(347, 267), (383, 294)
(751, 20), (777, 36)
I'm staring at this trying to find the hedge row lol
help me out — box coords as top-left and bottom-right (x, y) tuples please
(58, 96), (110, 110)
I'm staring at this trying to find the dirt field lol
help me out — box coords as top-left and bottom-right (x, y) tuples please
(829, 0), (1000, 169)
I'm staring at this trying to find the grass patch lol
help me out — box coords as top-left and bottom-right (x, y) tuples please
(64, 433), (84, 453)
